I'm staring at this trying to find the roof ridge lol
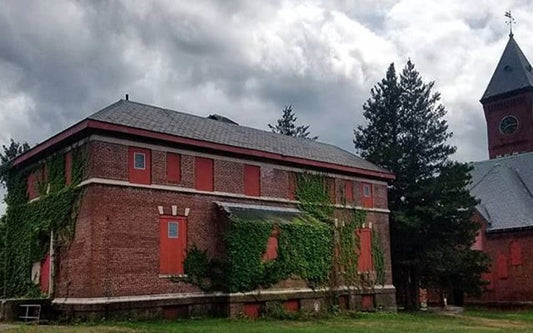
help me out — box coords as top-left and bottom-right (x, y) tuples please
(90, 99), (372, 161)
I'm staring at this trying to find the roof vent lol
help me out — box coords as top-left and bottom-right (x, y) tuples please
(207, 114), (239, 125)
(504, 65), (512, 72)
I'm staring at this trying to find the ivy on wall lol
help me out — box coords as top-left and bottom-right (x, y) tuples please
(2, 146), (86, 298)
(182, 171), (387, 296)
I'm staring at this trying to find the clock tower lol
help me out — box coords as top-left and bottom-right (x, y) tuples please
(481, 34), (533, 159)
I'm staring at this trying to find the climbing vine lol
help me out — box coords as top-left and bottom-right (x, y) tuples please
(178, 171), (387, 298)
(372, 230), (386, 286)
(2, 146), (86, 297)
(295, 173), (334, 222)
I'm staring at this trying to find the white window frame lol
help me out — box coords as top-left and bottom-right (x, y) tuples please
(363, 184), (371, 198)
(168, 222), (179, 239)
(134, 152), (146, 170)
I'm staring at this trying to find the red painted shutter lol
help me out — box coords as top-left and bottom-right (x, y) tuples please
(128, 147), (151, 185)
(283, 300), (299, 313)
(167, 153), (181, 183)
(243, 303), (261, 318)
(39, 253), (50, 293)
(288, 172), (296, 200)
(194, 157), (214, 191)
(159, 217), (187, 274)
(263, 235), (278, 261)
(357, 228), (373, 271)
(65, 151), (73, 186)
(361, 182), (373, 208)
(361, 295), (373, 310)
(244, 164), (260, 196)
(496, 254), (508, 279)
(27, 172), (38, 200)
(510, 241), (522, 266)
(345, 180), (354, 202)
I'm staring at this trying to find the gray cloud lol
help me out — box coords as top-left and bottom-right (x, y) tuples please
(1, 0), (532, 213)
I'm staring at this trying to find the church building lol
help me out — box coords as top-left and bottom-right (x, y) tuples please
(469, 31), (533, 305)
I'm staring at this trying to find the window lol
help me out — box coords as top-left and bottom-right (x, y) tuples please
(168, 222), (179, 238)
(244, 164), (261, 196)
(134, 153), (146, 169)
(65, 151), (73, 186)
(496, 253), (508, 279)
(128, 147), (151, 184)
(361, 182), (373, 208)
(195, 157), (214, 191)
(160, 217), (187, 275)
(357, 228), (373, 271)
(363, 184), (371, 197)
(167, 153), (181, 183)
(345, 180), (354, 202)
(510, 241), (522, 266)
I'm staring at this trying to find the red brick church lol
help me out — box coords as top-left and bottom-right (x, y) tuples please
(7, 99), (396, 318)
(469, 32), (533, 305)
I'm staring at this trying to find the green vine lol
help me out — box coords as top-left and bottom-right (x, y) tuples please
(177, 171), (386, 301)
(336, 210), (366, 287)
(372, 230), (386, 286)
(2, 146), (86, 297)
(295, 173), (334, 221)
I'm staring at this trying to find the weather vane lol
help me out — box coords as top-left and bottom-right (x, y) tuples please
(505, 10), (516, 37)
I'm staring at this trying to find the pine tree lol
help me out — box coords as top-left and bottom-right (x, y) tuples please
(354, 60), (489, 309)
(269, 106), (318, 140)
(0, 139), (30, 188)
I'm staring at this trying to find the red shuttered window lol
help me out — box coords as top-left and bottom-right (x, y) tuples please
(167, 153), (181, 183)
(244, 164), (261, 196)
(195, 157), (214, 191)
(159, 216), (187, 275)
(128, 147), (151, 185)
(361, 182), (373, 208)
(345, 180), (354, 202)
(496, 253), (508, 279)
(510, 241), (522, 266)
(65, 151), (73, 186)
(357, 228), (373, 272)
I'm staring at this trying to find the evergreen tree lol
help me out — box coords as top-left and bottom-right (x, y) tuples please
(269, 105), (318, 140)
(354, 60), (489, 309)
(0, 139), (30, 188)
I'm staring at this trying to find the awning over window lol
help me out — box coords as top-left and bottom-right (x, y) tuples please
(215, 201), (316, 224)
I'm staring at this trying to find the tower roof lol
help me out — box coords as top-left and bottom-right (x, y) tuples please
(481, 35), (533, 102)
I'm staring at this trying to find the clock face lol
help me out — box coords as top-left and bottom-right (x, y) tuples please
(499, 116), (518, 135)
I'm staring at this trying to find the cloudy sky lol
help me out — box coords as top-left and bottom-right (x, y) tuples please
(1, 0), (532, 210)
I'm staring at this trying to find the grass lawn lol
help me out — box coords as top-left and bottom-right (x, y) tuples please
(4, 309), (533, 332)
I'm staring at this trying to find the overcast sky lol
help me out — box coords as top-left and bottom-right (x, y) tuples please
(1, 0), (533, 211)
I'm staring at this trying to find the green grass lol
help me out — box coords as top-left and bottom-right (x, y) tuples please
(5, 310), (533, 332)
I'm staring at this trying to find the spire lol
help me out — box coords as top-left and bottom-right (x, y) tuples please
(481, 35), (533, 103)
(505, 10), (515, 38)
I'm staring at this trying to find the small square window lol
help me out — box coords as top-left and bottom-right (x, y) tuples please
(168, 222), (179, 238)
(134, 153), (146, 170)
(363, 184), (371, 197)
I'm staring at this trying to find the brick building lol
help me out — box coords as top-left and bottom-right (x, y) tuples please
(10, 99), (396, 318)
(467, 33), (533, 305)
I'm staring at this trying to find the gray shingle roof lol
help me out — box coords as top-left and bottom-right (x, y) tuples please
(470, 152), (533, 231)
(88, 99), (388, 174)
(481, 35), (533, 102)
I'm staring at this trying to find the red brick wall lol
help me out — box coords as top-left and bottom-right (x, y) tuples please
(214, 160), (243, 194)
(261, 166), (290, 199)
(469, 212), (533, 303)
(483, 92), (533, 158)
(54, 139), (393, 298)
